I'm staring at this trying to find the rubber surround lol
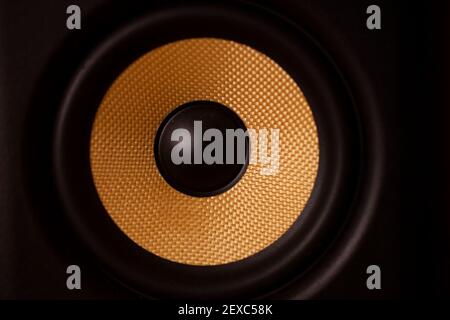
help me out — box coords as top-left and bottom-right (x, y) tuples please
(54, 3), (361, 299)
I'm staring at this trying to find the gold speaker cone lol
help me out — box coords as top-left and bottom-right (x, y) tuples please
(90, 38), (319, 266)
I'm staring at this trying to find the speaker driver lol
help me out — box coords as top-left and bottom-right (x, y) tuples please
(54, 3), (360, 298)
(90, 38), (319, 266)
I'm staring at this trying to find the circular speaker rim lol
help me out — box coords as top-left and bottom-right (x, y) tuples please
(53, 3), (360, 299)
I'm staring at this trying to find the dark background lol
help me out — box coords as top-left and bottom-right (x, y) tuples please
(0, 0), (446, 299)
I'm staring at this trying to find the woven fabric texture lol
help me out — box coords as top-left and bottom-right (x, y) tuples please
(90, 38), (319, 265)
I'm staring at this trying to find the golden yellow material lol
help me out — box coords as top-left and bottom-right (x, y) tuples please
(90, 38), (319, 265)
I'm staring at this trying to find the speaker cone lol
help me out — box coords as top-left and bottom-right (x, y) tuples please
(89, 38), (319, 266)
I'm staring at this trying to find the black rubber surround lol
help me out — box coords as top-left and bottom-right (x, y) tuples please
(54, 3), (361, 299)
(154, 100), (249, 197)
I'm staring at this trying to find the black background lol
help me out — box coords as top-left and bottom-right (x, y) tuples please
(0, 0), (446, 299)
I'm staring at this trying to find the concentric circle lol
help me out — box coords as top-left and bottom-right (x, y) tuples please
(54, 3), (361, 298)
(89, 38), (320, 266)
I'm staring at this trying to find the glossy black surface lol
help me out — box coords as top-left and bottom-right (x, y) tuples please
(154, 101), (249, 197)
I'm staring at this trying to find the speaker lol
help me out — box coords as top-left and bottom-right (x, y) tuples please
(0, 0), (445, 299)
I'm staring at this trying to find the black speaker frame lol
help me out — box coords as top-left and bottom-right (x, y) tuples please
(2, 0), (432, 300)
